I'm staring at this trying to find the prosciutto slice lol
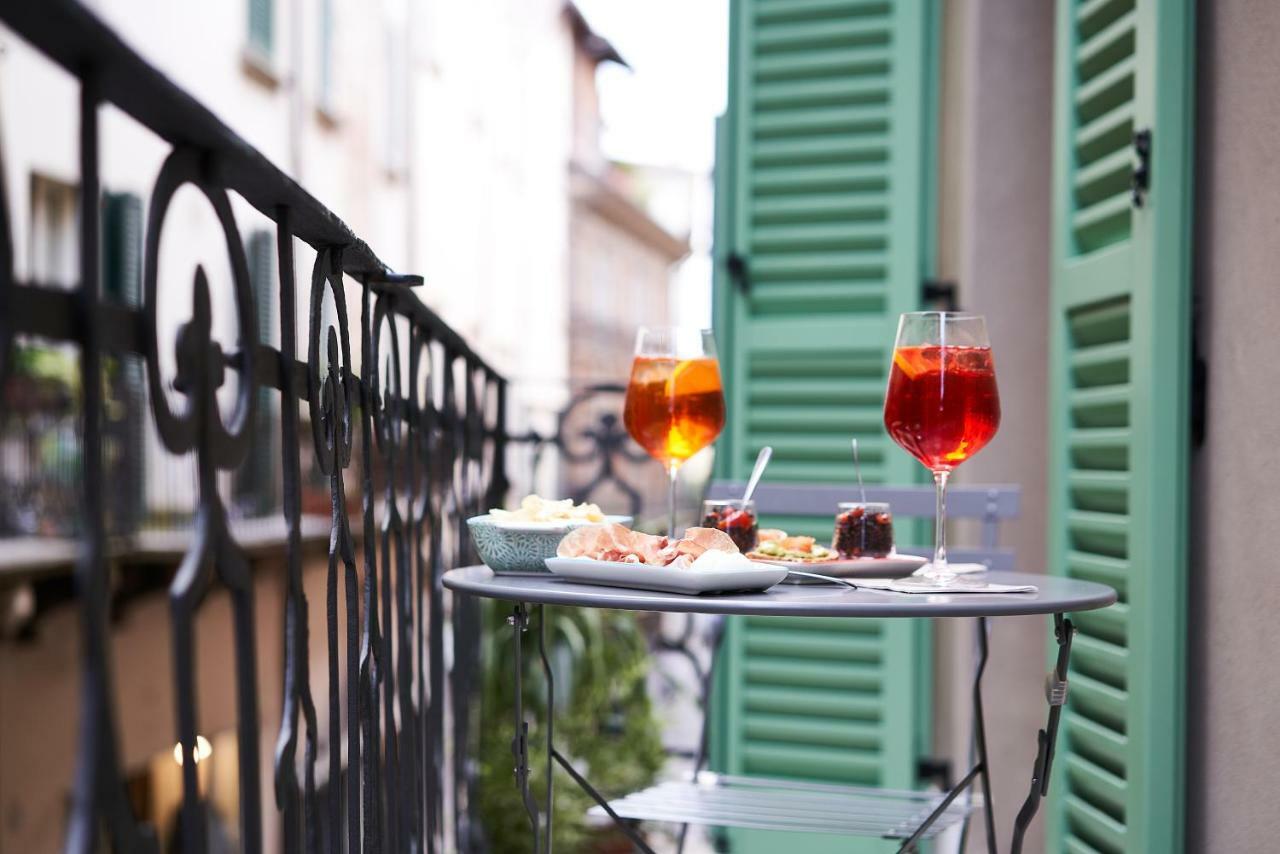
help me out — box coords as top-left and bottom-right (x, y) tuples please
(557, 523), (739, 567)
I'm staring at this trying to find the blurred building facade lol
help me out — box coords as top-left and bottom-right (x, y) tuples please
(0, 0), (688, 529)
(0, 1), (690, 850)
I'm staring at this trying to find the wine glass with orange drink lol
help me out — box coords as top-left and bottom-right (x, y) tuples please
(883, 312), (1001, 585)
(623, 328), (726, 537)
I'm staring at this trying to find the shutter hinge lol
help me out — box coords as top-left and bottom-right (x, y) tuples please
(916, 756), (953, 790)
(921, 279), (958, 312)
(1191, 294), (1208, 448)
(726, 251), (750, 295)
(1132, 129), (1152, 208)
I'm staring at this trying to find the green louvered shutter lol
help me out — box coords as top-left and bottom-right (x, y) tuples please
(1047, 1), (1193, 852)
(103, 192), (145, 534)
(248, 0), (274, 59)
(233, 230), (278, 516)
(710, 1), (934, 850)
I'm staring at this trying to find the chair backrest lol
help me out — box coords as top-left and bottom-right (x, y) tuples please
(706, 480), (1021, 570)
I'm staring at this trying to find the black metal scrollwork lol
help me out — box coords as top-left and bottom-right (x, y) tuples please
(272, 210), (322, 852)
(306, 247), (365, 854)
(65, 77), (160, 854)
(141, 147), (263, 853)
(1, 5), (511, 852)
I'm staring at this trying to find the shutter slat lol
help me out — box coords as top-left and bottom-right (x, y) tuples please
(1075, 11), (1136, 83)
(1072, 634), (1128, 691)
(754, 0), (890, 25)
(744, 616), (882, 634)
(755, 46), (891, 82)
(1073, 56), (1136, 123)
(749, 377), (884, 400)
(1065, 836), (1106, 854)
(1073, 148), (1132, 207)
(753, 162), (888, 193)
(1064, 711), (1128, 772)
(750, 251), (887, 281)
(752, 137), (889, 167)
(754, 104), (890, 137)
(1075, 0), (1131, 39)
(1071, 192), (1130, 250)
(749, 282), (886, 315)
(1065, 794), (1128, 853)
(1064, 676), (1126, 747)
(1069, 384), (1130, 428)
(1071, 600), (1129, 646)
(744, 686), (882, 720)
(1064, 550), (1129, 599)
(752, 193), (887, 224)
(1070, 339), (1130, 386)
(743, 742), (881, 784)
(1074, 102), (1135, 165)
(745, 664), (881, 695)
(749, 406), (886, 434)
(743, 713), (882, 748)
(744, 627), (884, 661)
(755, 77), (890, 109)
(1065, 754), (1128, 822)
(1068, 477), (1128, 516)
(753, 221), (886, 249)
(754, 17), (890, 53)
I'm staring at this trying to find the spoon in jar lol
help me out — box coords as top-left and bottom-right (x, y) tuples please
(851, 437), (867, 505)
(741, 446), (773, 506)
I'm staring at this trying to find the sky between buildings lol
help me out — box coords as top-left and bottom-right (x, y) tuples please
(576, 0), (730, 330)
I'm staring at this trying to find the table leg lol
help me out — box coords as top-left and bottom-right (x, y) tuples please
(897, 617), (995, 853)
(1009, 613), (1074, 854)
(973, 616), (998, 852)
(674, 614), (726, 854)
(524, 603), (656, 854)
(535, 606), (554, 854)
(509, 603), (541, 852)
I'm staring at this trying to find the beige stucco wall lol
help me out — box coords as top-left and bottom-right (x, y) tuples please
(1187, 1), (1280, 849)
(936, 1), (1055, 851)
(0, 554), (347, 852)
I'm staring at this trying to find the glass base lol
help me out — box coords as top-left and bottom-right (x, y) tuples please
(916, 562), (957, 586)
(893, 573), (991, 592)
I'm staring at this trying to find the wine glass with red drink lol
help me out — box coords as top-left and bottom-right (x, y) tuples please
(883, 313), (1001, 584)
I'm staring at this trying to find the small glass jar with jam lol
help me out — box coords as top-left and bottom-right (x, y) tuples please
(833, 502), (894, 558)
(701, 499), (759, 553)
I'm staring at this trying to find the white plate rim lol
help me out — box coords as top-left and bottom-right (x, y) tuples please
(544, 556), (787, 593)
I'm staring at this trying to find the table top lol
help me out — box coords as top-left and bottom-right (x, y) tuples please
(442, 566), (1117, 619)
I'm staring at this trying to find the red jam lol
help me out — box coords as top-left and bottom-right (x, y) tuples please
(701, 500), (758, 553)
(833, 502), (894, 558)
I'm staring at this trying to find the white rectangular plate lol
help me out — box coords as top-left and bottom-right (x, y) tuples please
(544, 557), (788, 595)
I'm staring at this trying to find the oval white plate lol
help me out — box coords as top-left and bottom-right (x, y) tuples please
(770, 552), (929, 583)
(544, 557), (787, 595)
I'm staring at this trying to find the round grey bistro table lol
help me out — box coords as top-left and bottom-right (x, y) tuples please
(443, 566), (1116, 854)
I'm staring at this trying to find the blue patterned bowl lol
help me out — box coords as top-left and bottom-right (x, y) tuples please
(467, 514), (633, 575)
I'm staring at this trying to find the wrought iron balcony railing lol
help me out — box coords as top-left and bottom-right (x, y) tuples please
(0, 3), (508, 852)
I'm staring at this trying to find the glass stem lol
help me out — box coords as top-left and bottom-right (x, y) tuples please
(668, 464), (680, 539)
(933, 469), (950, 572)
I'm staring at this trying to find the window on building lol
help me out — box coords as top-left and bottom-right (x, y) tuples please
(232, 229), (279, 517)
(29, 174), (77, 289)
(317, 0), (335, 114)
(247, 0), (274, 62)
(382, 21), (408, 176)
